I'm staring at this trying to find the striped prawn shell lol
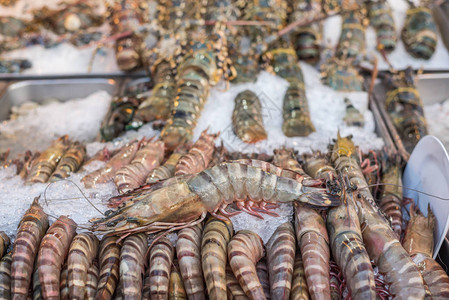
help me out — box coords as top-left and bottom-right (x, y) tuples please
(226, 263), (248, 300)
(176, 224), (205, 300)
(60, 263), (69, 300)
(187, 159), (338, 215)
(294, 206), (331, 300)
(329, 261), (343, 300)
(67, 233), (100, 300)
(403, 206), (449, 298)
(146, 147), (186, 184)
(327, 197), (376, 299)
(142, 236), (174, 300)
(0, 232), (10, 259)
(26, 135), (69, 184)
(81, 140), (139, 189)
(11, 197), (49, 299)
(201, 217), (233, 300)
(91, 159), (339, 236)
(291, 251), (309, 300)
(332, 136), (426, 299)
(379, 155), (403, 236)
(119, 233), (147, 300)
(232, 90), (267, 144)
(0, 253), (12, 300)
(273, 150), (327, 299)
(37, 216), (77, 299)
(49, 141), (86, 182)
(357, 199), (426, 299)
(114, 141), (165, 194)
(412, 254), (449, 299)
(305, 152), (376, 299)
(86, 261), (99, 300)
(256, 258), (270, 300)
(379, 192), (403, 236)
(401, 7), (438, 60)
(266, 222), (295, 300)
(168, 263), (187, 300)
(32, 266), (42, 300)
(95, 236), (122, 300)
(175, 130), (219, 176)
(228, 230), (265, 300)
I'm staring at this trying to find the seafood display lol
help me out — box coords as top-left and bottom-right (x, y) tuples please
(331, 134), (426, 299)
(1, 0), (449, 299)
(1, 133), (449, 299)
(303, 151), (376, 299)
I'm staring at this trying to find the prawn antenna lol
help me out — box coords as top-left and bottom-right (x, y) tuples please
(43, 179), (105, 216)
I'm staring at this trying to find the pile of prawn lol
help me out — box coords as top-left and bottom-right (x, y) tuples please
(1, 132), (447, 299)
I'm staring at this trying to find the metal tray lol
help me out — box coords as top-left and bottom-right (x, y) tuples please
(0, 79), (119, 121)
(416, 73), (449, 105)
(0, 78), (121, 157)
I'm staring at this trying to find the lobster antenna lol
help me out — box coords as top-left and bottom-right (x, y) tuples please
(43, 179), (105, 216)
